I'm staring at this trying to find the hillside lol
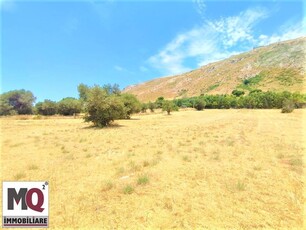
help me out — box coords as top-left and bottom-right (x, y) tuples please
(124, 37), (306, 102)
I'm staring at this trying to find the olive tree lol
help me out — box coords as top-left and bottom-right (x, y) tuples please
(84, 86), (125, 127)
(120, 93), (141, 119)
(58, 97), (82, 116)
(162, 100), (177, 115)
(35, 100), (57, 115)
(0, 89), (35, 115)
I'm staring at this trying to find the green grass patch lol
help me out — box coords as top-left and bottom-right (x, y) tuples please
(206, 84), (220, 92)
(237, 74), (264, 91)
(236, 181), (246, 191)
(137, 175), (149, 185)
(123, 185), (134, 194)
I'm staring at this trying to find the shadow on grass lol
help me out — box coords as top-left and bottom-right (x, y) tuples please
(124, 117), (141, 120)
(82, 123), (125, 129)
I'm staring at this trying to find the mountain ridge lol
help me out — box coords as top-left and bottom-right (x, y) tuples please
(124, 37), (306, 102)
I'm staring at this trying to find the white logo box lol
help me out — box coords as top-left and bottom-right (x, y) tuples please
(2, 181), (49, 228)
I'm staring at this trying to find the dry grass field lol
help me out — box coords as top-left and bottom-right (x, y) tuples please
(1, 109), (305, 229)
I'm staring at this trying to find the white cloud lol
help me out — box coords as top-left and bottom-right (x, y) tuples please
(114, 65), (135, 75)
(148, 7), (268, 75)
(0, 0), (17, 12)
(148, 7), (305, 76)
(257, 19), (306, 46)
(114, 65), (125, 71)
(193, 0), (206, 19)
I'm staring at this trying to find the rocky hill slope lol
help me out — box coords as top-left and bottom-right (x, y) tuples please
(124, 37), (305, 102)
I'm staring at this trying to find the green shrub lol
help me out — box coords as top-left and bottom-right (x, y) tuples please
(123, 185), (134, 194)
(155, 96), (164, 108)
(35, 100), (57, 115)
(231, 89), (245, 97)
(141, 103), (148, 113)
(84, 86), (125, 127)
(148, 101), (156, 112)
(120, 93), (141, 118)
(194, 97), (206, 110)
(58, 97), (82, 116)
(137, 175), (149, 185)
(162, 100), (177, 115)
(281, 99), (294, 113)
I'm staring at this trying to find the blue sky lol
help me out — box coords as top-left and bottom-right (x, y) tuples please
(1, 0), (305, 102)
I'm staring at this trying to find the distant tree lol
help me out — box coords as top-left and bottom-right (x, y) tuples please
(84, 86), (125, 127)
(0, 89), (35, 115)
(77, 84), (90, 102)
(281, 99), (295, 113)
(162, 100), (177, 115)
(58, 97), (82, 116)
(120, 93), (141, 119)
(0, 98), (15, 115)
(102, 83), (121, 95)
(155, 96), (164, 108)
(232, 89), (245, 97)
(194, 97), (206, 110)
(141, 103), (148, 113)
(148, 101), (156, 112)
(35, 100), (57, 115)
(243, 79), (250, 85)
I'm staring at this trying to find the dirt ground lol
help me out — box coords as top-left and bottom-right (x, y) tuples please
(1, 109), (305, 229)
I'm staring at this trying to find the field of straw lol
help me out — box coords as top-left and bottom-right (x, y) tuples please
(1, 109), (304, 229)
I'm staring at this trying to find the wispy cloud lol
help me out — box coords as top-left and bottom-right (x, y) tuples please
(114, 65), (134, 75)
(148, 7), (268, 75)
(114, 65), (125, 71)
(258, 19), (306, 46)
(148, 6), (305, 76)
(193, 0), (206, 19)
(0, 0), (17, 12)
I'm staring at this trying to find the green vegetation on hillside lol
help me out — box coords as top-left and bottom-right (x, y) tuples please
(237, 74), (264, 91)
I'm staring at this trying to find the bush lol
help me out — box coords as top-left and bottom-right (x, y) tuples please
(281, 99), (295, 113)
(120, 93), (141, 119)
(137, 175), (149, 185)
(84, 86), (125, 127)
(231, 89), (245, 97)
(155, 96), (164, 109)
(58, 97), (82, 116)
(148, 101), (156, 112)
(194, 97), (206, 110)
(141, 103), (148, 113)
(162, 100), (177, 115)
(35, 100), (57, 115)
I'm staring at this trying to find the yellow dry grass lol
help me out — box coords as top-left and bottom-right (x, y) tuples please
(1, 109), (305, 229)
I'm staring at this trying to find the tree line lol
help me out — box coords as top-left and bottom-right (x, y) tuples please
(0, 84), (144, 127)
(0, 89), (82, 116)
(170, 90), (306, 110)
(1, 85), (305, 127)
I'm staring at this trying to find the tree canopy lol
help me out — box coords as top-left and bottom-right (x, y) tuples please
(84, 86), (126, 127)
(57, 97), (82, 116)
(35, 99), (57, 115)
(0, 89), (36, 115)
